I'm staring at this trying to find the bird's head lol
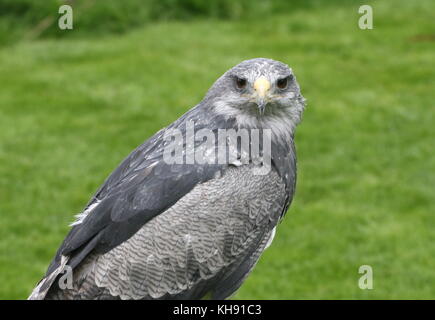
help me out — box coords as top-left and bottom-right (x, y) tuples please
(205, 58), (305, 132)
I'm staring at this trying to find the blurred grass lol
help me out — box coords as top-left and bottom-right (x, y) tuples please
(0, 0), (435, 299)
(0, 0), (355, 45)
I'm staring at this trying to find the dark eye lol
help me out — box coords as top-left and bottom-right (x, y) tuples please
(235, 77), (247, 90)
(277, 77), (290, 89)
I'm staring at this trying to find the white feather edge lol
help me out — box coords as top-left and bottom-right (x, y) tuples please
(70, 200), (101, 226)
(265, 227), (276, 250)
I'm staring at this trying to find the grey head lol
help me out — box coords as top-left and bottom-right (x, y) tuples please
(203, 58), (305, 138)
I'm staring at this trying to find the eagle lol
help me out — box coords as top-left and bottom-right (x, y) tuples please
(29, 58), (306, 300)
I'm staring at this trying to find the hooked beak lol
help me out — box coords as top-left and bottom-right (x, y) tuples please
(253, 76), (271, 115)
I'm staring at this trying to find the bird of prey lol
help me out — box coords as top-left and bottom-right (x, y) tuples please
(29, 58), (306, 300)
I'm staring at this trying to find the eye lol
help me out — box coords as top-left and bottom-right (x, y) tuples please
(235, 77), (247, 90)
(277, 76), (291, 89)
(276, 75), (293, 90)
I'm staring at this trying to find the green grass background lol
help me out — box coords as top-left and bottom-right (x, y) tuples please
(0, 0), (434, 299)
